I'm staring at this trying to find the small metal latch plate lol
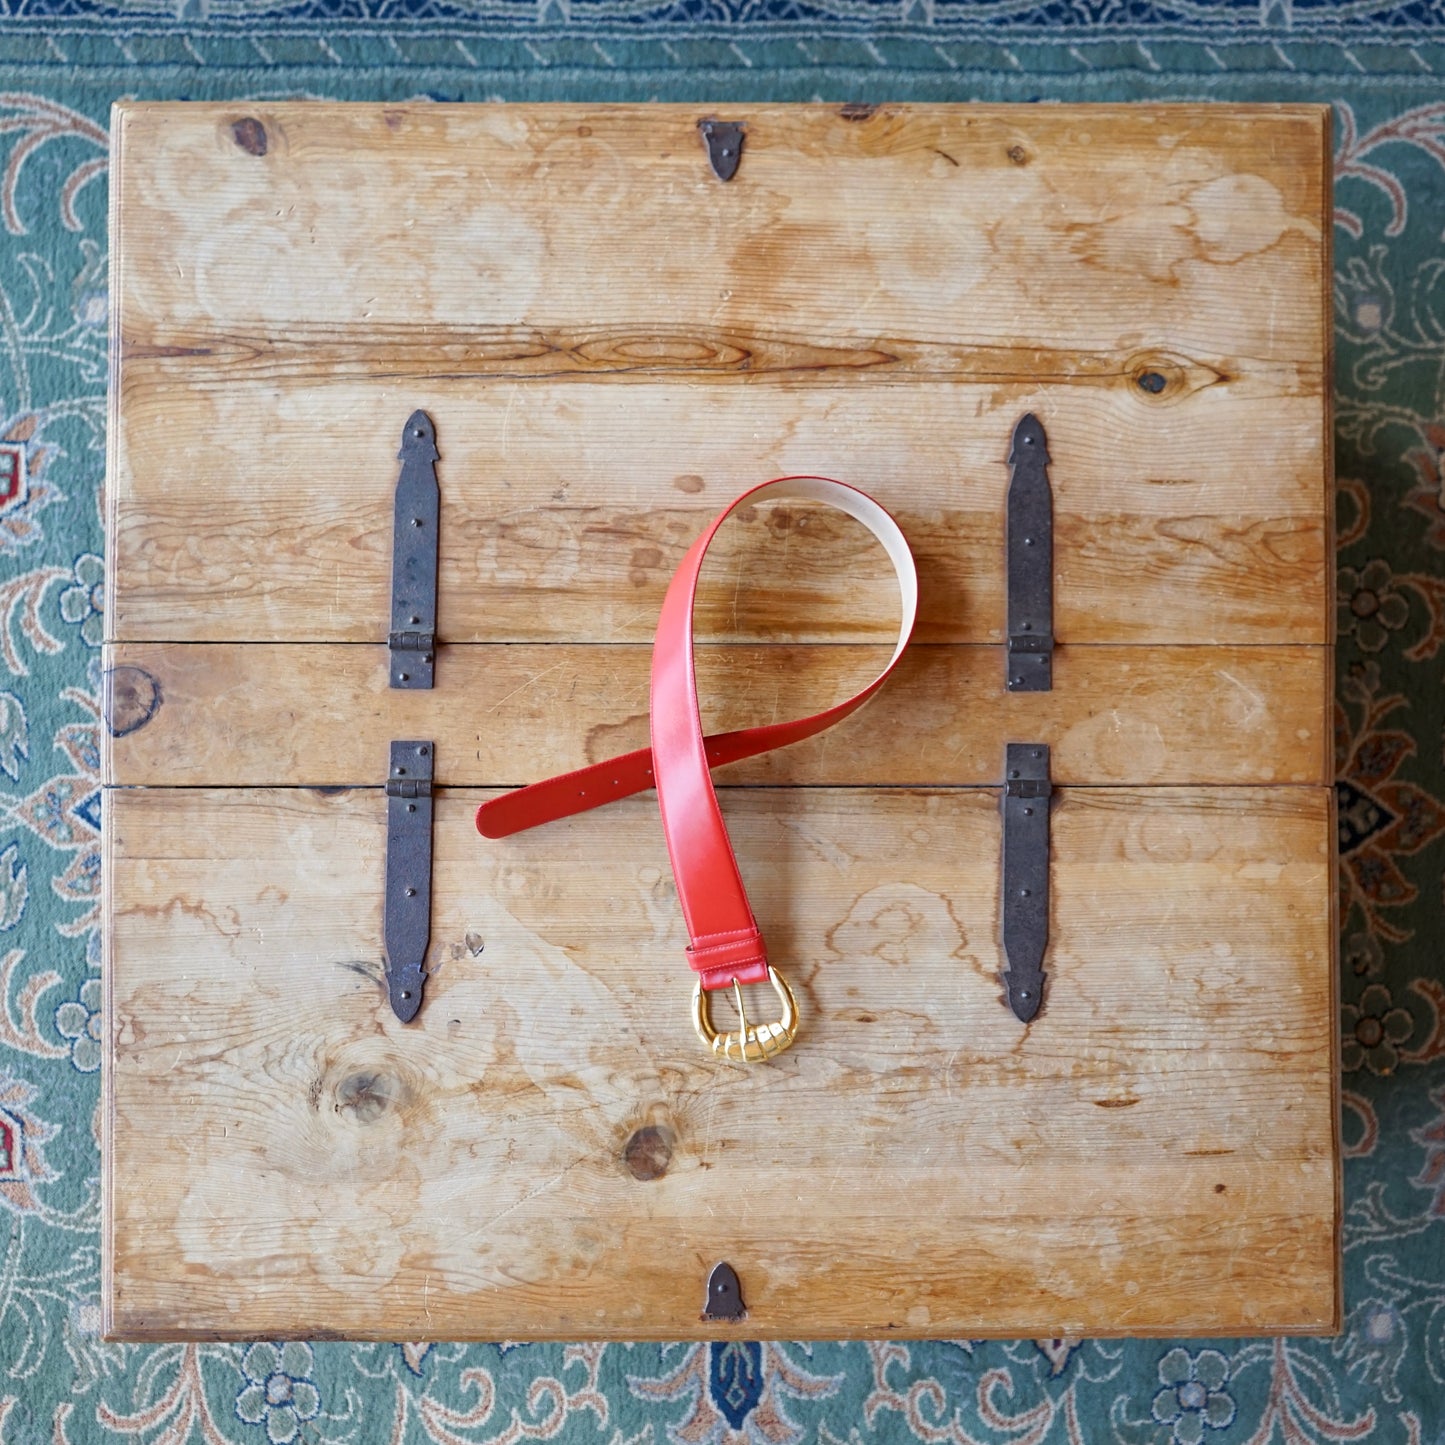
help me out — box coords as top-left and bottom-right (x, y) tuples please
(698, 119), (745, 182)
(390, 411), (440, 690)
(703, 1261), (746, 1321)
(384, 740), (434, 1022)
(1006, 413), (1054, 693)
(1000, 742), (1051, 1022)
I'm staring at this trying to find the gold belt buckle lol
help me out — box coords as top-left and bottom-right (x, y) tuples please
(691, 966), (799, 1063)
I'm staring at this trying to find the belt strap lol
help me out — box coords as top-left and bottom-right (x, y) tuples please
(475, 477), (918, 998)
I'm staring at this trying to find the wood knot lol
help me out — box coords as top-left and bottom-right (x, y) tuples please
(104, 665), (163, 738)
(336, 1070), (403, 1124)
(230, 118), (268, 156)
(1007, 144), (1030, 166)
(839, 103), (877, 122)
(1124, 352), (1225, 403)
(623, 1124), (674, 1181)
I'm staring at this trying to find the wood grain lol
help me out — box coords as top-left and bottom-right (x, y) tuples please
(108, 380), (1327, 646)
(103, 101), (1337, 1341)
(103, 641), (1331, 788)
(112, 104), (1326, 359)
(107, 102), (1331, 648)
(105, 784), (1337, 1341)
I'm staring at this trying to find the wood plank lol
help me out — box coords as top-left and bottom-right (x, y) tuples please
(112, 104), (1327, 363)
(108, 379), (1327, 646)
(105, 785), (1338, 1340)
(103, 642), (1331, 788)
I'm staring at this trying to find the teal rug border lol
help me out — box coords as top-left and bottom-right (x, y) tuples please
(1, 29), (1444, 91)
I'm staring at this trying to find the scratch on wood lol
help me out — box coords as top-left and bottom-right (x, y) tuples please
(470, 1153), (593, 1235)
(1217, 669), (1266, 724)
(483, 656), (571, 714)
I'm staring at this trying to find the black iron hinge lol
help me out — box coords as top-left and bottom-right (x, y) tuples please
(384, 740), (434, 1022)
(390, 411), (440, 689)
(1006, 413), (1055, 693)
(1000, 742), (1052, 1022)
(698, 118), (745, 181)
(703, 1261), (746, 1321)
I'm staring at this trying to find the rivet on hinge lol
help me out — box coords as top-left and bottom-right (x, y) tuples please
(384, 740), (434, 1022)
(389, 411), (440, 690)
(703, 1261), (746, 1321)
(1000, 742), (1051, 1023)
(698, 119), (745, 182)
(1006, 413), (1055, 693)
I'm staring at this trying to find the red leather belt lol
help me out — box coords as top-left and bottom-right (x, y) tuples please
(476, 476), (918, 1061)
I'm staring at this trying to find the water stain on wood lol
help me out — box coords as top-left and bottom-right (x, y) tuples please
(629, 546), (664, 587)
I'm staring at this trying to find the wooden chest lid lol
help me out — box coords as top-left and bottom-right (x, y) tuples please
(103, 102), (1337, 1342)
(107, 101), (1332, 791)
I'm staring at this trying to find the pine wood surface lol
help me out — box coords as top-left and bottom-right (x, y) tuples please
(103, 101), (1338, 1341)
(103, 641), (1330, 788)
(105, 785), (1337, 1341)
(108, 381), (1328, 646)
(107, 102), (1330, 647)
(113, 104), (1326, 349)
